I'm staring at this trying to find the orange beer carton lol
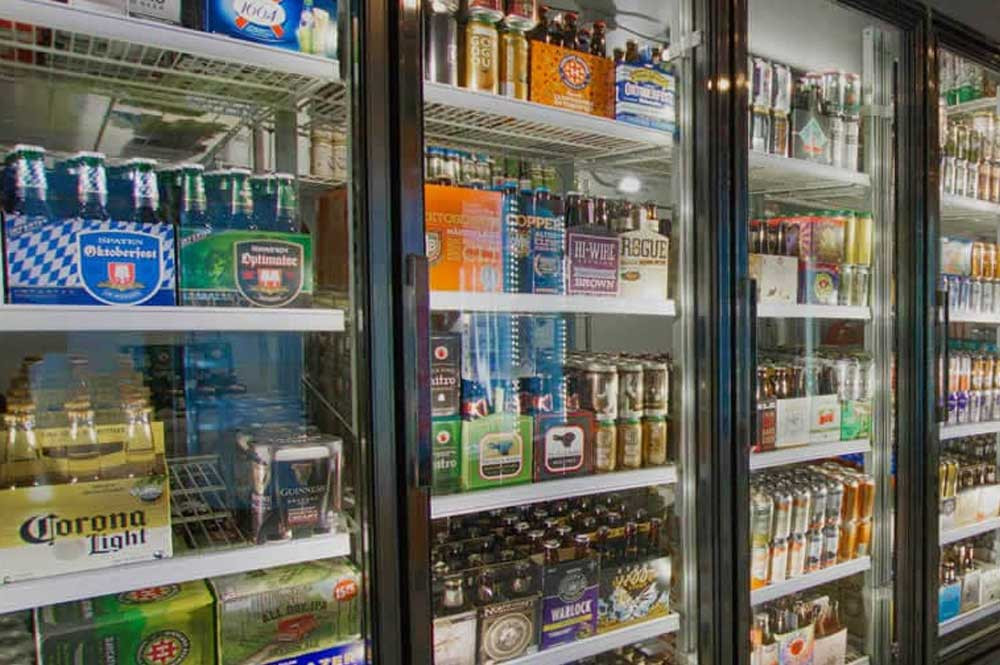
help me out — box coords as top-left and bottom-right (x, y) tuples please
(530, 42), (614, 118)
(425, 184), (504, 292)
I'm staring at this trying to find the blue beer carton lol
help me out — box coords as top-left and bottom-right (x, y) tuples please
(204, 0), (339, 59)
(615, 64), (676, 132)
(4, 215), (176, 306)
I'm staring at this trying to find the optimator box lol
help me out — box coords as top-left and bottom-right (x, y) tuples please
(425, 184), (504, 293)
(530, 42), (613, 118)
(0, 421), (171, 583)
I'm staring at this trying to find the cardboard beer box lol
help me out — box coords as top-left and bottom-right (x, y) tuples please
(799, 261), (840, 305)
(956, 488), (981, 526)
(536, 550), (599, 649)
(775, 397), (810, 448)
(502, 189), (564, 295)
(530, 42), (614, 118)
(596, 556), (671, 633)
(811, 628), (847, 665)
(461, 413), (534, 491)
(774, 623), (814, 665)
(798, 214), (845, 264)
(4, 215), (176, 306)
(749, 253), (798, 304)
(433, 610), (478, 665)
(210, 558), (362, 665)
(533, 411), (594, 481)
(0, 421), (171, 583)
(432, 419), (462, 495)
(179, 228), (312, 307)
(978, 563), (1000, 605)
(840, 400), (872, 440)
(425, 184), (504, 293)
(477, 595), (540, 664)
(432, 333), (462, 419)
(809, 394), (841, 443)
(36, 581), (215, 665)
(614, 64), (676, 132)
(939, 581), (962, 623)
(204, 0), (339, 59)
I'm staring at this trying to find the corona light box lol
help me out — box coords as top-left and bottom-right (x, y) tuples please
(178, 228), (313, 308)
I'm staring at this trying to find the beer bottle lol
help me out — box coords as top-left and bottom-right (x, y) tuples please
(590, 20), (607, 57)
(624, 40), (639, 64)
(441, 577), (467, 613)
(526, 5), (549, 42)
(543, 538), (561, 567)
(546, 11), (564, 46)
(624, 521), (639, 562)
(476, 569), (496, 604)
(4, 145), (51, 219)
(573, 533), (592, 560)
(576, 26), (590, 53)
(562, 12), (579, 50)
(613, 47), (624, 63)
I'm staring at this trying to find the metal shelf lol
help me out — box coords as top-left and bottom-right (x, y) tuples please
(940, 421), (1000, 441)
(431, 466), (678, 519)
(940, 516), (1000, 546)
(750, 439), (871, 471)
(757, 303), (871, 320)
(949, 309), (1000, 325)
(750, 556), (872, 606)
(0, 0), (344, 119)
(505, 614), (680, 665)
(0, 305), (345, 332)
(430, 291), (677, 317)
(848, 657), (870, 665)
(940, 600), (1000, 636)
(944, 96), (999, 116)
(0, 531), (351, 613)
(423, 82), (672, 175)
(749, 152), (870, 209)
(941, 194), (1000, 237)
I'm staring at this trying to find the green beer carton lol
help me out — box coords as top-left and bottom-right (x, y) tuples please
(36, 581), (216, 665)
(210, 558), (362, 665)
(432, 419), (462, 495)
(179, 228), (312, 308)
(841, 399), (872, 440)
(460, 413), (534, 491)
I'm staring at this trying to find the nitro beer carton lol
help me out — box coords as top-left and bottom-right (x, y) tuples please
(179, 228), (312, 307)
(0, 421), (171, 583)
(432, 419), (462, 494)
(614, 64), (676, 132)
(431, 333), (462, 419)
(204, 0), (339, 59)
(4, 216), (176, 306)
(460, 413), (534, 491)
(210, 559), (362, 665)
(36, 580), (215, 665)
(425, 184), (503, 293)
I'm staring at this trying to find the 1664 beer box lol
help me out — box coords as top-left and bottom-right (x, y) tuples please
(530, 42), (613, 118)
(179, 228), (312, 307)
(4, 216), (176, 306)
(0, 421), (171, 583)
(210, 559), (362, 665)
(36, 581), (215, 665)
(204, 0), (339, 59)
(425, 185), (503, 293)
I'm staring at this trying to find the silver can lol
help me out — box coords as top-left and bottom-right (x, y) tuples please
(424, 6), (459, 86)
(790, 485), (811, 536)
(617, 361), (644, 420)
(585, 362), (618, 420)
(809, 482), (828, 532)
(642, 360), (669, 416)
(772, 488), (793, 541)
(839, 264), (856, 306)
(985, 279), (996, 314)
(972, 277), (985, 313)
(853, 266), (870, 307)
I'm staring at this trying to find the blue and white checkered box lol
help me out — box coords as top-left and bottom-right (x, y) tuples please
(4, 214), (176, 306)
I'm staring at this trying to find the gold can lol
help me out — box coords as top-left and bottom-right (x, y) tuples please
(973, 241), (986, 278)
(616, 418), (643, 469)
(464, 17), (499, 94)
(642, 416), (669, 466)
(842, 210), (858, 264)
(991, 162), (1000, 204)
(841, 475), (860, 522)
(594, 419), (617, 472)
(838, 520), (858, 562)
(854, 212), (873, 266)
(499, 28), (529, 100)
(854, 519), (872, 557)
(858, 473), (876, 521)
(985, 242), (999, 280)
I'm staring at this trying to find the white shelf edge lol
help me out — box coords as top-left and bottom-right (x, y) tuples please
(505, 614), (680, 665)
(750, 556), (871, 606)
(940, 421), (1000, 440)
(940, 516), (1000, 545)
(0, 305), (345, 332)
(748, 152), (872, 190)
(750, 439), (871, 471)
(940, 600), (1000, 636)
(941, 194), (1000, 218)
(847, 657), (870, 665)
(430, 291), (676, 317)
(948, 310), (1000, 325)
(431, 466), (678, 519)
(1, 0), (340, 82)
(757, 303), (871, 320)
(0, 532), (350, 613)
(424, 82), (673, 148)
(944, 96), (999, 116)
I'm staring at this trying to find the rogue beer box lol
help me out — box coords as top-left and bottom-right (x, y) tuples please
(530, 42), (613, 118)
(35, 580), (214, 665)
(204, 0), (339, 59)
(460, 413), (534, 491)
(210, 558), (362, 665)
(614, 64), (676, 132)
(596, 556), (671, 633)
(4, 215), (176, 306)
(425, 184), (504, 293)
(179, 228), (313, 307)
(749, 253), (798, 304)
(0, 421), (171, 583)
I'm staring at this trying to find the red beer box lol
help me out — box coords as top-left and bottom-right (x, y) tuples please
(530, 42), (614, 118)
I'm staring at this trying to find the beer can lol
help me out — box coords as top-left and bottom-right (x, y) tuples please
(499, 28), (529, 100)
(751, 491), (775, 549)
(594, 419), (617, 472)
(985, 279), (996, 314)
(973, 242), (986, 278)
(858, 474), (876, 521)
(839, 264), (856, 306)
(839, 520), (858, 562)
(586, 362), (618, 420)
(855, 519), (872, 557)
(769, 538), (788, 585)
(751, 544), (770, 590)
(642, 360), (669, 416)
(468, 0), (504, 21)
(821, 524), (840, 569)
(809, 483), (828, 532)
(841, 475), (860, 522)
(853, 266), (870, 308)
(786, 532), (806, 579)
(642, 415), (669, 466)
(805, 530), (824, 573)
(790, 485), (811, 536)
(617, 361), (645, 419)
(752, 57), (773, 109)
(617, 418), (643, 469)
(972, 278), (985, 313)
(825, 479), (844, 526)
(425, 10), (459, 86)
(854, 212), (873, 266)
(772, 489), (792, 541)
(504, 0), (536, 29)
(463, 17), (500, 94)
(843, 211), (858, 264)
(960, 276), (973, 311)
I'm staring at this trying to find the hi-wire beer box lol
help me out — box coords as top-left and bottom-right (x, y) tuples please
(0, 421), (172, 583)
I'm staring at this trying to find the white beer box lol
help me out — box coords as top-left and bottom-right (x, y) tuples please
(809, 394), (841, 443)
(775, 397), (810, 448)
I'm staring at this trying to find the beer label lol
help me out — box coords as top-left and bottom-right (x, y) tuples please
(233, 239), (305, 307)
(542, 423), (585, 473)
(503, 194), (564, 294)
(129, 0), (182, 23)
(431, 334), (461, 418)
(597, 557), (671, 631)
(617, 421), (643, 469)
(462, 415), (533, 490)
(593, 423), (617, 472)
(425, 185), (503, 293)
(795, 116), (828, 159)
(618, 228), (669, 301)
(760, 406), (777, 450)
(776, 624), (814, 665)
(566, 229), (619, 296)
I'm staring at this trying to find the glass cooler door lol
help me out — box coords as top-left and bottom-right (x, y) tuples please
(0, 0), (377, 663)
(744, 1), (899, 663)
(418, 0), (700, 662)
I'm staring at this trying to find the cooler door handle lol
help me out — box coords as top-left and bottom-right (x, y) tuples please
(936, 287), (950, 424)
(747, 278), (758, 452)
(407, 254), (433, 489)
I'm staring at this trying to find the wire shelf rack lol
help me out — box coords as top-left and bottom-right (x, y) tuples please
(168, 454), (247, 551)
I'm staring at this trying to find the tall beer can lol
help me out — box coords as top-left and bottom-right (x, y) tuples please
(972, 242), (986, 278)
(786, 533), (806, 579)
(842, 210), (858, 264)
(772, 489), (792, 541)
(617, 361), (645, 419)
(499, 28), (529, 99)
(854, 212), (873, 266)
(617, 418), (643, 469)
(425, 0), (459, 85)
(858, 474), (876, 521)
(809, 483), (828, 532)
(855, 519), (872, 557)
(790, 485), (811, 536)
(642, 416), (668, 466)
(769, 538), (788, 585)
(750, 490), (774, 548)
(464, 17), (500, 93)
(838, 521), (858, 562)
(821, 524), (840, 568)
(594, 419), (617, 472)
(805, 530), (823, 573)
(841, 475), (860, 522)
